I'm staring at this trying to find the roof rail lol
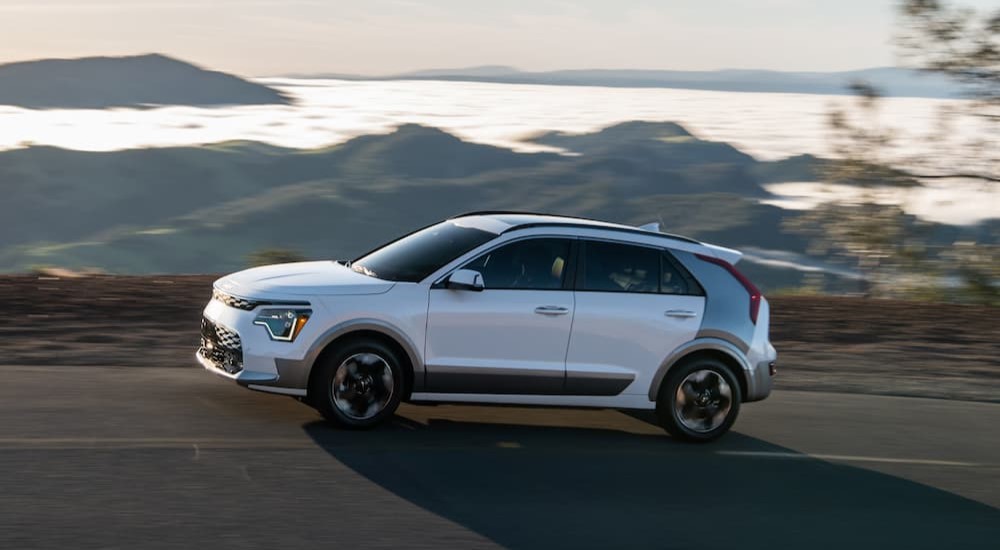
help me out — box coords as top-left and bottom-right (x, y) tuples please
(450, 210), (699, 245)
(503, 222), (700, 244)
(449, 210), (591, 220)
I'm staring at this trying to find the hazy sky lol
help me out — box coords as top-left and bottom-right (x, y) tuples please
(0, 0), (996, 76)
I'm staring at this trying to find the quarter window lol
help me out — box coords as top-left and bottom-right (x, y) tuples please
(661, 251), (703, 295)
(463, 238), (571, 290)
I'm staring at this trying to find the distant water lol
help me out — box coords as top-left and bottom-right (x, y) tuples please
(0, 78), (994, 224)
(762, 182), (997, 227)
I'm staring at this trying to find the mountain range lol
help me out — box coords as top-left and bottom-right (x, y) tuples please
(293, 66), (965, 99)
(0, 53), (966, 110)
(0, 53), (987, 289)
(2, 121), (993, 291)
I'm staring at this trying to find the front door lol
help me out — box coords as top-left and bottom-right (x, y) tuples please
(424, 238), (575, 394)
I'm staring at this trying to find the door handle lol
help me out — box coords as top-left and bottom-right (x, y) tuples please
(534, 305), (570, 316)
(665, 309), (697, 318)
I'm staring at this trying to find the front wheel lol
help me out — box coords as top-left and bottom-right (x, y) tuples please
(310, 339), (404, 429)
(656, 359), (741, 442)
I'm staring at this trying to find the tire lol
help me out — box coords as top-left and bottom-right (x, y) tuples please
(309, 338), (404, 429)
(656, 358), (742, 442)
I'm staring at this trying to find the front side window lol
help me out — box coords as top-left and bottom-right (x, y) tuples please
(581, 240), (660, 293)
(463, 238), (571, 290)
(351, 221), (496, 282)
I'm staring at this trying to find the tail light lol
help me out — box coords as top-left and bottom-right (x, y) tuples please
(696, 254), (762, 324)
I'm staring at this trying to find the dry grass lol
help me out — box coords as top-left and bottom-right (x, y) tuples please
(1, 275), (996, 402)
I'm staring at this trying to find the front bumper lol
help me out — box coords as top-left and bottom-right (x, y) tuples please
(196, 350), (279, 385)
(197, 297), (313, 397)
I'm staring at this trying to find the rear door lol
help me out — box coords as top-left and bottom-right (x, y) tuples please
(424, 237), (576, 394)
(565, 240), (705, 395)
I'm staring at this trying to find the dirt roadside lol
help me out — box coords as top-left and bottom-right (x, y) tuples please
(1, 275), (996, 402)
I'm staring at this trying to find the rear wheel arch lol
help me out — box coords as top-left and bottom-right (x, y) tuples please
(650, 345), (749, 403)
(656, 356), (743, 442)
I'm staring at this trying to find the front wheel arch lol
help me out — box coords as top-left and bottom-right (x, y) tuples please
(307, 329), (415, 403)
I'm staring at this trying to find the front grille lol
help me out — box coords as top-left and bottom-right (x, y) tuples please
(213, 289), (259, 311)
(199, 316), (243, 374)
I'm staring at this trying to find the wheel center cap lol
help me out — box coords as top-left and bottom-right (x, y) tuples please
(356, 376), (373, 394)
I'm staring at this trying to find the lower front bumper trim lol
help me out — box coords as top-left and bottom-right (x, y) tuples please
(195, 351), (279, 385)
(247, 384), (308, 397)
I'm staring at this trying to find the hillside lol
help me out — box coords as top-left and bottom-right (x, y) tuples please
(0, 122), (783, 272)
(0, 121), (990, 290)
(0, 54), (291, 108)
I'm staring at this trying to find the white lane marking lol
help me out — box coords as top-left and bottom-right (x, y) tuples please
(717, 451), (982, 467)
(0, 438), (988, 468)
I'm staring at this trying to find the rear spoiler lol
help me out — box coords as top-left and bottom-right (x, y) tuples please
(699, 243), (743, 265)
(637, 222), (741, 264)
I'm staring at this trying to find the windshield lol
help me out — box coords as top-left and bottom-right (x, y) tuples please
(351, 221), (497, 282)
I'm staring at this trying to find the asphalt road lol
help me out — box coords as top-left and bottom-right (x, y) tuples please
(0, 365), (997, 549)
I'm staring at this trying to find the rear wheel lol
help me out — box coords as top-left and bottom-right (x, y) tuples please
(656, 358), (741, 442)
(310, 339), (403, 429)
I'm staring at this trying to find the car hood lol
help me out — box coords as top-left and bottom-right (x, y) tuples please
(215, 261), (395, 297)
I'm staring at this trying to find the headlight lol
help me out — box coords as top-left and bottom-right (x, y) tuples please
(253, 309), (312, 342)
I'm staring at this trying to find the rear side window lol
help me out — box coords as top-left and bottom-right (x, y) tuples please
(581, 241), (660, 293)
(463, 238), (572, 290)
(580, 241), (705, 295)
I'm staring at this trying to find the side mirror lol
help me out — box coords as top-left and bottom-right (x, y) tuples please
(446, 269), (485, 291)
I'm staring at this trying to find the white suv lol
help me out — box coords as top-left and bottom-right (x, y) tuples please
(198, 212), (776, 441)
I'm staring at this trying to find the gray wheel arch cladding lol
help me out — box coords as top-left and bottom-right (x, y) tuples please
(648, 338), (752, 402)
(273, 319), (424, 395)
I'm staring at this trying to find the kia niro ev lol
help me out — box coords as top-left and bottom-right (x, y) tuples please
(198, 212), (776, 441)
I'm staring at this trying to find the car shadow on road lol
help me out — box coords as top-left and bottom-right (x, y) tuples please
(303, 412), (999, 550)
